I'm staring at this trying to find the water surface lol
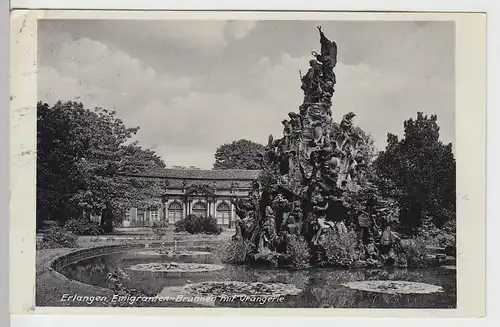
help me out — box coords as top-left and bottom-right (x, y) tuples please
(58, 242), (456, 308)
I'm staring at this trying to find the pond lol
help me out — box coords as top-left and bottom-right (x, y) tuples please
(57, 242), (456, 308)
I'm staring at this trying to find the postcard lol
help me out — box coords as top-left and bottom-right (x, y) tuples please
(9, 9), (486, 317)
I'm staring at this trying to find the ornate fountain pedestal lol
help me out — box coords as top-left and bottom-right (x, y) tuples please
(231, 27), (369, 265)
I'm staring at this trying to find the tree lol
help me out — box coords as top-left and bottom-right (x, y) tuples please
(374, 112), (456, 236)
(37, 101), (166, 232)
(213, 139), (265, 170)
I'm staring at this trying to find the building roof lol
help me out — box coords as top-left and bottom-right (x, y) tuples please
(126, 168), (261, 181)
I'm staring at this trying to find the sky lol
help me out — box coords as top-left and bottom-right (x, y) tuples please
(38, 19), (455, 169)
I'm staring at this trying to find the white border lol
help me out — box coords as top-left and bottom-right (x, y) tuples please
(7, 0), (494, 12)
(11, 10), (484, 317)
(3, 1), (499, 327)
(1, 2), (9, 327)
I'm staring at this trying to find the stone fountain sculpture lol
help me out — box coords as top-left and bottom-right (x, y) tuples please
(232, 27), (368, 265)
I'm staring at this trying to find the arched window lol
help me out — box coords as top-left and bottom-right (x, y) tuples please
(168, 201), (183, 224)
(192, 201), (207, 218)
(216, 202), (231, 226)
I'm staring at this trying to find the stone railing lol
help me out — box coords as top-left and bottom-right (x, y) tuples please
(51, 244), (144, 270)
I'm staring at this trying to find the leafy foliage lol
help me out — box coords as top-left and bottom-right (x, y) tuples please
(201, 216), (222, 235)
(321, 231), (360, 267)
(37, 101), (166, 232)
(64, 218), (104, 236)
(174, 217), (189, 233)
(340, 181), (399, 230)
(398, 238), (429, 268)
(174, 214), (221, 235)
(258, 166), (281, 193)
(215, 239), (254, 264)
(374, 112), (456, 236)
(213, 139), (265, 170)
(151, 220), (169, 240)
(185, 214), (203, 234)
(417, 217), (456, 249)
(285, 235), (311, 269)
(37, 226), (78, 249)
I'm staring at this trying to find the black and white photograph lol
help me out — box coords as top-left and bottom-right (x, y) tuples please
(8, 10), (486, 315)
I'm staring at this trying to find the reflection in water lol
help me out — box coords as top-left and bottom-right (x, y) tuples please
(58, 244), (456, 308)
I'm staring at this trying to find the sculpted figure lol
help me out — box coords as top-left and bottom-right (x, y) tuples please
(303, 104), (327, 147)
(231, 198), (254, 241)
(233, 217), (245, 241)
(250, 180), (262, 203)
(308, 103), (327, 121)
(267, 134), (274, 149)
(311, 194), (336, 245)
(323, 80), (335, 94)
(317, 25), (338, 68)
(299, 156), (319, 187)
(288, 112), (303, 153)
(259, 206), (277, 251)
(301, 59), (323, 93)
(316, 79), (334, 109)
(281, 119), (292, 152)
(310, 123), (324, 147)
(282, 119), (291, 137)
(262, 134), (279, 166)
(279, 153), (291, 176)
(283, 204), (303, 236)
(228, 27), (362, 265)
(288, 112), (303, 133)
(321, 92), (333, 109)
(380, 225), (401, 250)
(365, 243), (381, 265)
(319, 161), (340, 190)
(337, 112), (356, 151)
(340, 112), (356, 133)
(299, 103), (310, 117)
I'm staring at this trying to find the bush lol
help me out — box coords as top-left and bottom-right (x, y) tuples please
(151, 220), (169, 240)
(64, 218), (104, 236)
(417, 218), (456, 249)
(37, 226), (78, 249)
(286, 235), (311, 269)
(174, 218), (188, 233)
(174, 215), (221, 235)
(201, 216), (222, 235)
(185, 215), (203, 234)
(399, 237), (429, 268)
(438, 220), (456, 249)
(215, 239), (254, 263)
(321, 230), (360, 267)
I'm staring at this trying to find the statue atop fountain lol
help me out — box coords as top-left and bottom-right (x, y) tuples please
(232, 27), (367, 266)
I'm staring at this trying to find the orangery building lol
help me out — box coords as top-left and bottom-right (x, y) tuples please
(120, 168), (261, 229)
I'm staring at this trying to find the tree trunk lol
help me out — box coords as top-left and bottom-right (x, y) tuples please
(100, 205), (114, 233)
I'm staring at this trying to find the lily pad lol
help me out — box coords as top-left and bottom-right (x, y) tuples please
(126, 262), (224, 274)
(340, 280), (444, 294)
(135, 250), (211, 256)
(181, 281), (302, 298)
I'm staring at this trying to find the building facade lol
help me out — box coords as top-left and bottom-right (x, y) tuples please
(121, 168), (261, 228)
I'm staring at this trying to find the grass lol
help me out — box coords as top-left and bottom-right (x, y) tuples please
(37, 229), (233, 248)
